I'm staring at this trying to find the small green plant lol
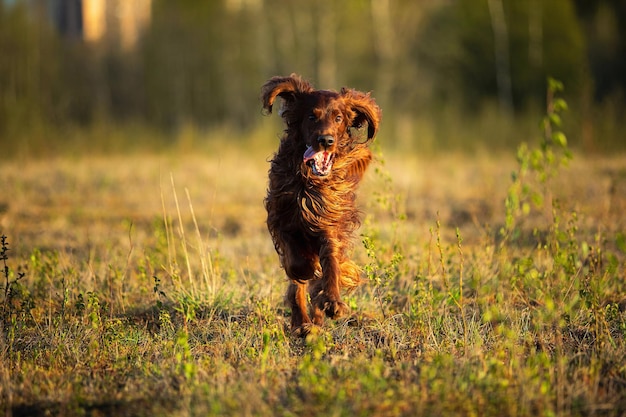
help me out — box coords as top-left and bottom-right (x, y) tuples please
(175, 329), (197, 382)
(361, 145), (406, 319)
(176, 293), (200, 332)
(363, 235), (403, 319)
(502, 77), (573, 242)
(432, 217), (469, 352)
(86, 291), (102, 329)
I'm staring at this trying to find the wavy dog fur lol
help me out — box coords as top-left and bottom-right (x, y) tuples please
(261, 74), (381, 335)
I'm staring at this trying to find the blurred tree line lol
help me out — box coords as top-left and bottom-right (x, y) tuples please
(0, 0), (624, 152)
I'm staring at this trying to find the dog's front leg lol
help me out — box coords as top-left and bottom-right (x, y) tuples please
(287, 281), (314, 336)
(314, 237), (350, 319)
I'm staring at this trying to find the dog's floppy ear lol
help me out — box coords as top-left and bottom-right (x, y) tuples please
(341, 88), (382, 141)
(261, 74), (314, 115)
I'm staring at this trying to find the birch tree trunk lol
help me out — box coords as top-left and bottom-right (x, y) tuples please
(315, 1), (336, 88)
(487, 0), (514, 114)
(371, 0), (394, 108)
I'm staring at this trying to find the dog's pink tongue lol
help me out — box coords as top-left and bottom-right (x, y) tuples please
(303, 146), (317, 162)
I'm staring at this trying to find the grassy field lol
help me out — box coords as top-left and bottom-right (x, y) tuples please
(1, 132), (625, 416)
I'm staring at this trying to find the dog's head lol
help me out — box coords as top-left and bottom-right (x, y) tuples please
(262, 74), (381, 177)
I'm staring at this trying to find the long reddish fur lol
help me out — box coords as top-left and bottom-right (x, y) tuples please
(261, 74), (381, 336)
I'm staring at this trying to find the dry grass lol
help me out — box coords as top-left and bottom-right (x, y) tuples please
(1, 141), (625, 416)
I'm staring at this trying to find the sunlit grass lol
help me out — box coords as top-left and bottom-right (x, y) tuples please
(1, 128), (625, 415)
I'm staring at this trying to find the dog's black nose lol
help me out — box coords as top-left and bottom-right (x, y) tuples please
(317, 135), (335, 148)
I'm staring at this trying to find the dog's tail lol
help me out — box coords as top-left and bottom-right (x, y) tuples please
(340, 260), (363, 290)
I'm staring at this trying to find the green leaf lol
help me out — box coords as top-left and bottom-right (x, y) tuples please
(549, 113), (562, 127)
(553, 98), (568, 112)
(530, 149), (543, 169)
(552, 132), (567, 147)
(548, 77), (564, 93)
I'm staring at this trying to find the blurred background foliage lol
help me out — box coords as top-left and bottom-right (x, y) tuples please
(0, 0), (624, 155)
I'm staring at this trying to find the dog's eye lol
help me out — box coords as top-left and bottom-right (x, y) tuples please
(335, 115), (343, 123)
(308, 114), (317, 121)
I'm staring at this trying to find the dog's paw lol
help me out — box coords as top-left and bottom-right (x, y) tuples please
(292, 323), (321, 338)
(313, 292), (350, 320)
(322, 299), (350, 319)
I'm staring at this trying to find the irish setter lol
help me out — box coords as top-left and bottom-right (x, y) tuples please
(261, 74), (381, 336)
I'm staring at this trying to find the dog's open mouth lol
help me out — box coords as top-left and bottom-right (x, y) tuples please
(303, 146), (334, 176)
